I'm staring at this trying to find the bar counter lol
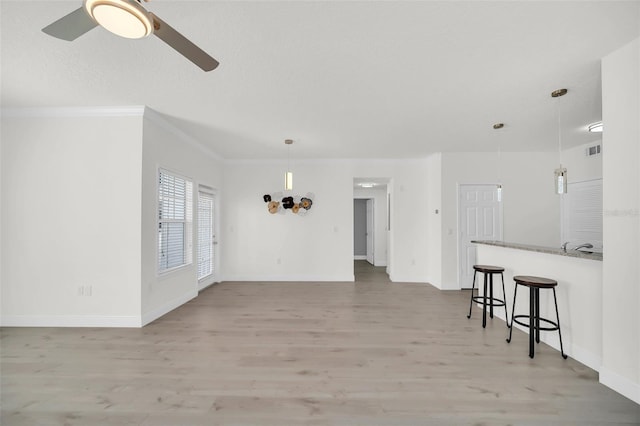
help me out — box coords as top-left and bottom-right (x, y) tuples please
(472, 240), (603, 261)
(472, 240), (603, 372)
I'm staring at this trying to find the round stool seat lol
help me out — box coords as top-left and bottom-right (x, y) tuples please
(514, 275), (557, 288)
(474, 264), (505, 273)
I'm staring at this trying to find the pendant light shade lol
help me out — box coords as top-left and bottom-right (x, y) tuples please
(552, 89), (568, 195)
(285, 171), (293, 191)
(284, 139), (293, 191)
(554, 167), (567, 194)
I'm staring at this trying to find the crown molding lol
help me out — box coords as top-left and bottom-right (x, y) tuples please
(0, 105), (145, 118)
(143, 107), (223, 162)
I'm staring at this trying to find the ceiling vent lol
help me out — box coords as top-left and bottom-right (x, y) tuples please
(585, 144), (601, 157)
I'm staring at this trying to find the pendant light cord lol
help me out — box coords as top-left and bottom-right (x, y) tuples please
(557, 97), (563, 167)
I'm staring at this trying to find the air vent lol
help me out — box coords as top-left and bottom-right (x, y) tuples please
(585, 144), (601, 157)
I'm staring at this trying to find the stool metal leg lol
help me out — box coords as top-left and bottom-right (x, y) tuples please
(506, 283), (518, 343)
(489, 273), (494, 319)
(529, 286), (535, 358)
(482, 272), (488, 328)
(467, 270), (477, 319)
(553, 288), (568, 359)
(535, 288), (541, 344)
(500, 272), (509, 327)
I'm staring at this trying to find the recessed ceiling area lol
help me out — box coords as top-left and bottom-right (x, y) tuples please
(2, 1), (639, 159)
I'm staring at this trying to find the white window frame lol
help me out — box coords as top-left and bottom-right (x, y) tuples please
(197, 186), (215, 282)
(157, 168), (193, 275)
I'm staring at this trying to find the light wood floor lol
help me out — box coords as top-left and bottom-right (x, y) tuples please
(2, 262), (639, 425)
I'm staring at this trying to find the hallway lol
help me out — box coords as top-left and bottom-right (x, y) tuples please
(354, 259), (390, 283)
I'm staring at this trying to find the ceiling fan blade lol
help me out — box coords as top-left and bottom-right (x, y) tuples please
(42, 7), (98, 41)
(150, 13), (219, 72)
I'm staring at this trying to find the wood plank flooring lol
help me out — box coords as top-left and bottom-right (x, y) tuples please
(2, 262), (639, 425)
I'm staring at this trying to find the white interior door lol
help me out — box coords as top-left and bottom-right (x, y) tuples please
(366, 199), (374, 264)
(458, 185), (502, 288)
(197, 188), (217, 290)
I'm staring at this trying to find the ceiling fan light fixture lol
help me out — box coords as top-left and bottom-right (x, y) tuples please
(84, 0), (153, 39)
(588, 121), (603, 133)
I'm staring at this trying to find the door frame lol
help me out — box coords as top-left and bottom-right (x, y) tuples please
(457, 183), (504, 289)
(365, 198), (375, 265)
(197, 185), (219, 291)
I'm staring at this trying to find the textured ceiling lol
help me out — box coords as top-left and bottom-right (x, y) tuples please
(2, 1), (639, 159)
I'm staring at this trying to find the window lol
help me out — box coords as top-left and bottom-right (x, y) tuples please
(197, 188), (215, 280)
(158, 169), (193, 273)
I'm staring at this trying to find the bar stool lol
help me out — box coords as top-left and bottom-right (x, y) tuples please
(466, 265), (509, 328)
(506, 275), (568, 359)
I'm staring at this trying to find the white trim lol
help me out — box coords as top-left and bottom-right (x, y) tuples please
(354, 255), (367, 260)
(1, 106), (145, 118)
(198, 278), (216, 292)
(600, 367), (640, 405)
(222, 274), (355, 282)
(0, 315), (141, 328)
(142, 290), (198, 326)
(144, 107), (223, 161)
(489, 309), (602, 372)
(387, 273), (429, 283)
(223, 158), (430, 166)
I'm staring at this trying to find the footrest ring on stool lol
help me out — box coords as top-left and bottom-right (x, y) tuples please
(471, 296), (506, 308)
(512, 314), (560, 332)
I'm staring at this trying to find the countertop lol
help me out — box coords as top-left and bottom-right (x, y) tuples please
(472, 240), (603, 261)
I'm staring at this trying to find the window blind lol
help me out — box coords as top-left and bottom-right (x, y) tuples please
(158, 169), (193, 273)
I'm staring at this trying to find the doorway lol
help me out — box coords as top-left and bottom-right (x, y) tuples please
(458, 184), (503, 289)
(353, 198), (375, 264)
(353, 177), (391, 281)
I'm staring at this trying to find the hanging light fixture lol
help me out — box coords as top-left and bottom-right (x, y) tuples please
(552, 88), (568, 195)
(493, 123), (504, 202)
(284, 139), (293, 191)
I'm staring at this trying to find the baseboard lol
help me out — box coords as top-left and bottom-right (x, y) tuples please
(354, 255), (367, 260)
(477, 305), (603, 372)
(141, 290), (198, 326)
(600, 367), (640, 405)
(0, 315), (141, 328)
(222, 274), (355, 282)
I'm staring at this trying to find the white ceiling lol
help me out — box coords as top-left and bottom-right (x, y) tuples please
(2, 1), (639, 159)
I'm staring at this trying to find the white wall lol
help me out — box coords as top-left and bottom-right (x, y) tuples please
(221, 159), (429, 283)
(425, 153), (442, 286)
(1, 109), (143, 327)
(222, 161), (354, 281)
(438, 151), (560, 289)
(601, 37), (640, 404)
(562, 140), (603, 183)
(140, 109), (224, 325)
(354, 186), (388, 266)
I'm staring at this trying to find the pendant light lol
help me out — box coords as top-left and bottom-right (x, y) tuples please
(493, 123), (504, 202)
(284, 139), (293, 191)
(552, 89), (568, 195)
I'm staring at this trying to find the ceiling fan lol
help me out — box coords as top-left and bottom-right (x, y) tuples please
(42, 0), (219, 72)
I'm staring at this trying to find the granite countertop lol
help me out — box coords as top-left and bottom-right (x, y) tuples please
(472, 240), (603, 261)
